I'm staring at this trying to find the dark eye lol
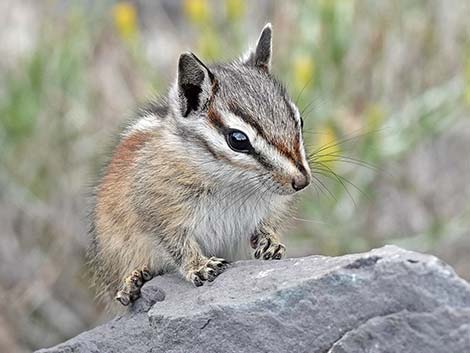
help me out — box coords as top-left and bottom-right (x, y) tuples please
(226, 129), (253, 153)
(300, 116), (304, 129)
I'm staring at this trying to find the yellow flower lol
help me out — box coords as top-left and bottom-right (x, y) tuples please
(226, 0), (245, 21)
(311, 126), (340, 169)
(294, 55), (315, 93)
(113, 2), (137, 41)
(184, 0), (210, 24)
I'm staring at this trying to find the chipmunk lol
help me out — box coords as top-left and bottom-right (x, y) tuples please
(88, 24), (311, 307)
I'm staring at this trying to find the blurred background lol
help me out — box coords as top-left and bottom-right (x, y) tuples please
(0, 0), (469, 351)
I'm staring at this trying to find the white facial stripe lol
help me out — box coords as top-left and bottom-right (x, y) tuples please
(255, 137), (300, 175)
(215, 110), (259, 166)
(221, 110), (258, 141)
(219, 110), (301, 176)
(288, 100), (309, 166)
(193, 107), (309, 180)
(185, 110), (258, 168)
(289, 100), (302, 125)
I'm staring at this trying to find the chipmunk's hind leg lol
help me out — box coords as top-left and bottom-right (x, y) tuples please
(115, 266), (154, 306)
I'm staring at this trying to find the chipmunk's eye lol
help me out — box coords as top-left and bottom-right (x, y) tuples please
(300, 116), (304, 129)
(226, 129), (253, 153)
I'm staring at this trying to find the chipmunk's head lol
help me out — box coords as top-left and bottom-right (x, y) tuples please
(169, 24), (311, 195)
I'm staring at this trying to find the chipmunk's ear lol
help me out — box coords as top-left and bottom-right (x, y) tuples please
(242, 23), (272, 73)
(176, 52), (214, 117)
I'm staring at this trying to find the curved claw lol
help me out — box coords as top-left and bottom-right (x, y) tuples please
(254, 238), (286, 260)
(186, 257), (229, 287)
(115, 265), (155, 306)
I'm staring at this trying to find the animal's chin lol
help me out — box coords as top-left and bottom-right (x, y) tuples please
(275, 188), (297, 196)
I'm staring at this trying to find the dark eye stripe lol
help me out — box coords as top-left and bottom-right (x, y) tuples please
(176, 125), (223, 161)
(251, 150), (275, 171)
(227, 103), (270, 143)
(208, 104), (302, 169)
(177, 125), (274, 173)
(208, 106), (226, 134)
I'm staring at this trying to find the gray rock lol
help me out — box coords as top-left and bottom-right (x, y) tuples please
(36, 246), (470, 353)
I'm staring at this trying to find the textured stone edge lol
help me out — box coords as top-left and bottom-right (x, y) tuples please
(35, 245), (470, 353)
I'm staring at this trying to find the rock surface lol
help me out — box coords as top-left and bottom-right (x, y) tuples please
(36, 246), (470, 353)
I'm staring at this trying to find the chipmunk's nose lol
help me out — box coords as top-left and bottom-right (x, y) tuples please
(291, 173), (310, 191)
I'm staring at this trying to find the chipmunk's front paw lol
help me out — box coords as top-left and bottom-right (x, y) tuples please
(254, 238), (286, 260)
(186, 257), (229, 287)
(115, 266), (153, 306)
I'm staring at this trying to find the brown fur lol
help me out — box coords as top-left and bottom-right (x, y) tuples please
(91, 131), (156, 303)
(90, 127), (230, 306)
(88, 24), (310, 307)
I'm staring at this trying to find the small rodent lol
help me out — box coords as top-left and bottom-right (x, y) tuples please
(88, 24), (311, 307)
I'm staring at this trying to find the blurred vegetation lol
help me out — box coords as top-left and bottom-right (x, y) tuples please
(0, 1), (469, 352)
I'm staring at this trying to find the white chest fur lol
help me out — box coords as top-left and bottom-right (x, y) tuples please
(192, 188), (285, 261)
